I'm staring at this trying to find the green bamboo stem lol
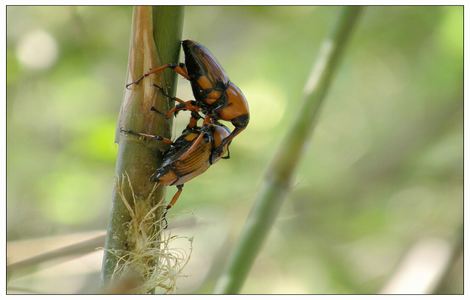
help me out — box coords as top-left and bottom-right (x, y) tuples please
(101, 5), (183, 289)
(213, 6), (363, 294)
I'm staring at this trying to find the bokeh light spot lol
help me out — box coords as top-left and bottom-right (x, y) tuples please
(242, 80), (286, 131)
(16, 29), (58, 70)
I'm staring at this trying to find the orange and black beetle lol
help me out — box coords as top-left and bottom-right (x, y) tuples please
(127, 40), (249, 160)
(121, 121), (230, 211)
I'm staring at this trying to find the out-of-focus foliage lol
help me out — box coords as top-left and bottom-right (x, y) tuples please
(7, 6), (462, 294)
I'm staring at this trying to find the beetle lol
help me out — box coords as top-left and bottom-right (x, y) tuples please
(126, 40), (249, 161)
(120, 120), (231, 212)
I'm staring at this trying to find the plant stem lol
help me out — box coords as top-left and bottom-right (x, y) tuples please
(213, 6), (363, 294)
(8, 234), (105, 281)
(101, 5), (183, 289)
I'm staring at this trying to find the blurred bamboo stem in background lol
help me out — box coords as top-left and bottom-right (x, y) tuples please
(380, 229), (463, 294)
(7, 214), (197, 284)
(8, 234), (105, 281)
(214, 6), (363, 294)
(101, 6), (183, 292)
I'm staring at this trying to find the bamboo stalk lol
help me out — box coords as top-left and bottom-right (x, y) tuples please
(8, 234), (105, 281)
(101, 6), (183, 292)
(213, 6), (363, 294)
(7, 213), (196, 284)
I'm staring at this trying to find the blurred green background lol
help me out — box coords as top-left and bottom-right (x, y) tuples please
(7, 6), (463, 294)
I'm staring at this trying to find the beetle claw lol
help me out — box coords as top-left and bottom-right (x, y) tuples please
(150, 106), (166, 116)
(153, 83), (169, 95)
(153, 83), (164, 91)
(126, 76), (144, 89)
(153, 83), (176, 101)
(120, 128), (134, 135)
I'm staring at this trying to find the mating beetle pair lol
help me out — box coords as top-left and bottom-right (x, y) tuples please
(127, 40), (250, 162)
(124, 40), (249, 214)
(121, 118), (230, 211)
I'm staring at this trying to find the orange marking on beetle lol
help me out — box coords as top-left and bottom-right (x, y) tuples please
(197, 76), (212, 89)
(156, 170), (178, 186)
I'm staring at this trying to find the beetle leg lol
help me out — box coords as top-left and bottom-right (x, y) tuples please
(165, 106), (184, 119)
(162, 209), (169, 229)
(126, 63), (190, 89)
(153, 84), (187, 105)
(161, 182), (183, 229)
(202, 114), (216, 126)
(186, 111), (202, 129)
(210, 116), (248, 162)
(221, 143), (231, 159)
(219, 114), (250, 150)
(150, 106), (166, 116)
(151, 102), (196, 120)
(153, 83), (202, 118)
(151, 63), (190, 81)
(166, 184), (184, 210)
(166, 101), (202, 119)
(216, 127), (243, 150)
(120, 128), (173, 145)
(126, 64), (171, 88)
(153, 84), (182, 103)
(153, 83), (198, 119)
(150, 135), (173, 145)
(172, 63), (190, 80)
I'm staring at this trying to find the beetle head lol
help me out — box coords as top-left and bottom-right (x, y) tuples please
(212, 124), (230, 149)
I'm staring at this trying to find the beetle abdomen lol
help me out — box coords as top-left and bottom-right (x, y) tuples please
(182, 40), (229, 85)
(171, 138), (212, 185)
(216, 82), (249, 122)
